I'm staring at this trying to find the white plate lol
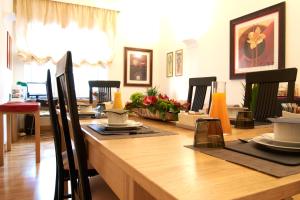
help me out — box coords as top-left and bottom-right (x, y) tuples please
(98, 119), (143, 128)
(260, 133), (300, 146)
(252, 133), (300, 152)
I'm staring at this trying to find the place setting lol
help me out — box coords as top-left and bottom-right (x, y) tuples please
(240, 112), (300, 153)
(185, 112), (300, 177)
(87, 109), (176, 139)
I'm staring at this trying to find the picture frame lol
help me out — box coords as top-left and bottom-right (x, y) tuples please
(175, 49), (183, 76)
(6, 31), (12, 70)
(124, 47), (153, 87)
(166, 52), (173, 77)
(230, 2), (285, 79)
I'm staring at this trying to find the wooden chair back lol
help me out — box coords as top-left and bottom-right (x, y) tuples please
(88, 80), (120, 104)
(46, 69), (65, 199)
(56, 51), (91, 200)
(187, 77), (216, 112)
(244, 68), (297, 121)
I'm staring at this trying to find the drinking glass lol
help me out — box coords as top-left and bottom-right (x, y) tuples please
(209, 81), (232, 134)
(235, 111), (254, 129)
(194, 118), (225, 148)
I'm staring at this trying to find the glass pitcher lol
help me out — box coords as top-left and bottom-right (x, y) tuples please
(209, 81), (232, 134)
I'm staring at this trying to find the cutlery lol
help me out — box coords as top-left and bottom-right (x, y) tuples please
(238, 138), (252, 143)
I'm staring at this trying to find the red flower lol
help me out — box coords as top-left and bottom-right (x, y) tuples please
(170, 99), (181, 108)
(158, 93), (169, 100)
(143, 96), (157, 106)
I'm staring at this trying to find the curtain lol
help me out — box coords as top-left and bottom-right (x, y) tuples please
(14, 0), (118, 65)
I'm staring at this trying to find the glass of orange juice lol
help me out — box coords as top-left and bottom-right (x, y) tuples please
(209, 81), (232, 134)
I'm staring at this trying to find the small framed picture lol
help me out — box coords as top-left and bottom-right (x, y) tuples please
(124, 47), (153, 87)
(175, 49), (183, 76)
(166, 52), (173, 77)
(6, 31), (12, 70)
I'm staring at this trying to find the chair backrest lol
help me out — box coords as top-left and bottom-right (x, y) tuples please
(46, 69), (65, 199)
(244, 68), (297, 121)
(88, 80), (120, 104)
(187, 77), (216, 112)
(56, 51), (91, 200)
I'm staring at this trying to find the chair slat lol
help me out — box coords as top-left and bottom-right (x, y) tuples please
(187, 77), (216, 112)
(244, 68), (297, 121)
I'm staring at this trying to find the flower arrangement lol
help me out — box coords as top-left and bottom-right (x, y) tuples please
(125, 87), (189, 121)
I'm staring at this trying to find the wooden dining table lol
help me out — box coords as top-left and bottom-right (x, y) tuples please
(80, 117), (300, 200)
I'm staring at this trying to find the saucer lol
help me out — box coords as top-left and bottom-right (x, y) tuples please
(252, 133), (300, 152)
(98, 119), (143, 128)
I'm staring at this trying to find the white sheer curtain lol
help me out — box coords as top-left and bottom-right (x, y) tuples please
(14, 0), (118, 65)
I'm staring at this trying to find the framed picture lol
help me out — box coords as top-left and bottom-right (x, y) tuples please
(124, 47), (153, 87)
(6, 31), (12, 70)
(175, 49), (183, 76)
(230, 2), (285, 79)
(166, 52), (173, 77)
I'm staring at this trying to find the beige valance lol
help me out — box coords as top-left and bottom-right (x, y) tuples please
(14, 0), (118, 65)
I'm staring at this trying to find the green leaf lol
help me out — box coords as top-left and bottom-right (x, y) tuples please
(146, 87), (158, 96)
(130, 92), (144, 107)
(250, 84), (259, 113)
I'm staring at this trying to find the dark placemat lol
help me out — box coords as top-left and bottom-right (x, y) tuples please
(85, 124), (176, 140)
(225, 140), (300, 165)
(185, 144), (300, 177)
(230, 119), (271, 126)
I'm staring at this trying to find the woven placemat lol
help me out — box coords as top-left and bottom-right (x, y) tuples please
(83, 124), (176, 140)
(185, 142), (300, 177)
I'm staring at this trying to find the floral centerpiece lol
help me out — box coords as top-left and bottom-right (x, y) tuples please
(125, 87), (189, 121)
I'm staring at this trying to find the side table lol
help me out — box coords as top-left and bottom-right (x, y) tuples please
(0, 102), (40, 166)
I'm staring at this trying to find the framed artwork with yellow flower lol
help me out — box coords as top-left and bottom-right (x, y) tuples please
(230, 2), (285, 79)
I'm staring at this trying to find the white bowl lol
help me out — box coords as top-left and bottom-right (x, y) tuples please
(268, 117), (300, 142)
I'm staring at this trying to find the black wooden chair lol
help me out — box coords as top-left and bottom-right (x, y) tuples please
(88, 80), (120, 104)
(46, 70), (68, 199)
(56, 51), (118, 200)
(187, 77), (216, 112)
(244, 68), (297, 121)
(47, 70), (100, 199)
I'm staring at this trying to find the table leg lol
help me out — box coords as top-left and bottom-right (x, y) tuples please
(34, 111), (40, 163)
(0, 112), (4, 166)
(6, 113), (11, 151)
(11, 114), (17, 142)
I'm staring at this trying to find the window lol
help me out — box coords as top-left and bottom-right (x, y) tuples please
(24, 62), (108, 98)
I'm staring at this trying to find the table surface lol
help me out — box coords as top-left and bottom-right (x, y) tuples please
(80, 117), (300, 200)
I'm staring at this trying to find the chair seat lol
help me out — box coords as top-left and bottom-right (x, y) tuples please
(0, 102), (40, 112)
(90, 175), (119, 200)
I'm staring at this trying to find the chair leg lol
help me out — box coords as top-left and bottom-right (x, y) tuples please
(34, 111), (40, 163)
(54, 166), (59, 200)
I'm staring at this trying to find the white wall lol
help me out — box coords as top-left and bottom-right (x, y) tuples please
(158, 0), (300, 105)
(0, 0), (14, 144)
(109, 0), (162, 103)
(0, 0), (13, 103)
